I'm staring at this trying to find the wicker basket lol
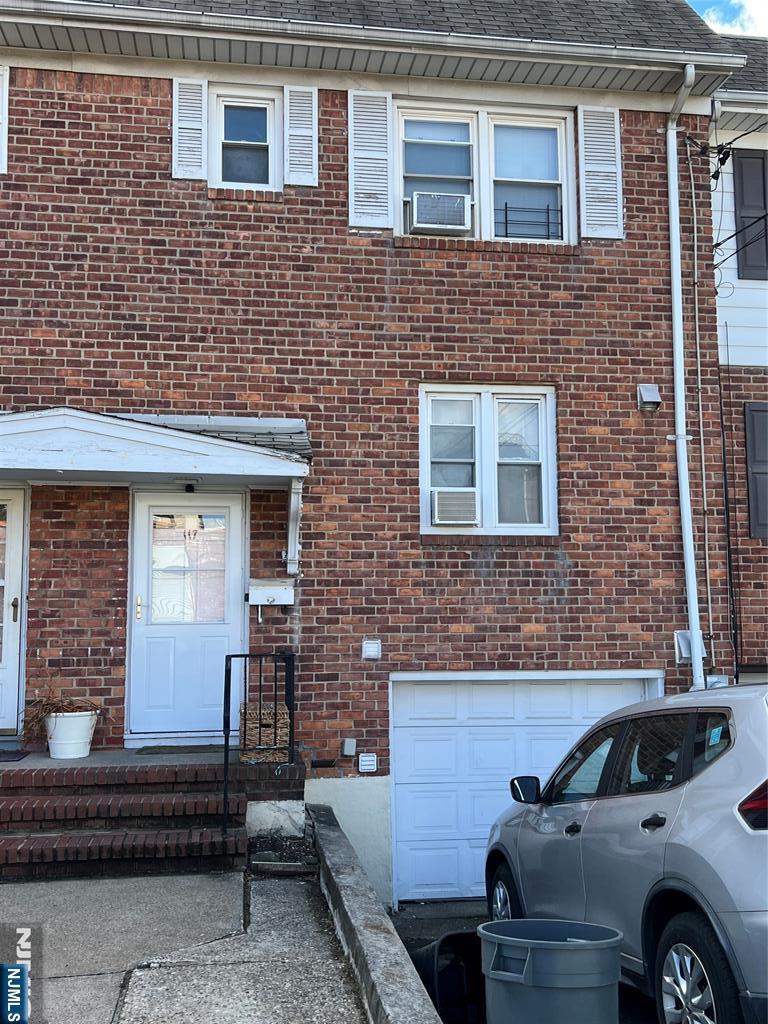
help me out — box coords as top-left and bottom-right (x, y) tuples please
(239, 701), (290, 764)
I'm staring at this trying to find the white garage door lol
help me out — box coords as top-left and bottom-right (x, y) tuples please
(392, 674), (653, 902)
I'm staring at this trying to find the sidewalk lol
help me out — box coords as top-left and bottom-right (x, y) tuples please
(0, 871), (366, 1024)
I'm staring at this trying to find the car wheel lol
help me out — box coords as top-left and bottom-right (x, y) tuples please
(654, 911), (743, 1024)
(488, 862), (522, 921)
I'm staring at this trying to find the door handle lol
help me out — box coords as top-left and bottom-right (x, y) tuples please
(640, 813), (667, 830)
(10, 597), (19, 623)
(135, 595), (142, 621)
(564, 821), (582, 837)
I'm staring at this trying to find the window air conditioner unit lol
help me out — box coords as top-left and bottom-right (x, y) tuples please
(431, 488), (478, 526)
(411, 192), (471, 234)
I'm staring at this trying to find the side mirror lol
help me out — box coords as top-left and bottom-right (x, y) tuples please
(510, 775), (541, 804)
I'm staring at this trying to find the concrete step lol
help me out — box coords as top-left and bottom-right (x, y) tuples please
(0, 791), (247, 832)
(0, 826), (248, 880)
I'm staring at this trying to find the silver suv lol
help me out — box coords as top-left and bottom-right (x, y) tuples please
(485, 685), (768, 1024)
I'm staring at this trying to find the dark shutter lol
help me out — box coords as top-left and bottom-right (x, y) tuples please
(745, 402), (768, 539)
(733, 151), (768, 280)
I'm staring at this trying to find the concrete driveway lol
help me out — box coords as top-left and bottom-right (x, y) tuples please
(0, 872), (365, 1024)
(391, 900), (658, 1024)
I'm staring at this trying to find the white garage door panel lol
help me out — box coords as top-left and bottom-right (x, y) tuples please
(393, 677), (651, 901)
(393, 727), (518, 783)
(396, 840), (488, 900)
(396, 782), (511, 841)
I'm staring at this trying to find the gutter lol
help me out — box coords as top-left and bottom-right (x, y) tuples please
(0, 0), (748, 77)
(666, 63), (706, 690)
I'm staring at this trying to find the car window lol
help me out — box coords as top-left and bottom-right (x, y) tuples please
(608, 714), (688, 796)
(548, 724), (620, 804)
(691, 711), (732, 776)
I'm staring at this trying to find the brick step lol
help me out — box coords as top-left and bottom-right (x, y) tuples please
(0, 826), (248, 880)
(0, 761), (305, 798)
(0, 792), (247, 832)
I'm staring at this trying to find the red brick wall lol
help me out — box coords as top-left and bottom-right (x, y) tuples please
(0, 68), (733, 767)
(720, 365), (768, 671)
(25, 487), (129, 747)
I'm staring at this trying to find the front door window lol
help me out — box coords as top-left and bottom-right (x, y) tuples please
(151, 512), (227, 624)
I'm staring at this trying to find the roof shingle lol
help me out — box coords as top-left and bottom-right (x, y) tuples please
(77, 0), (734, 54)
(720, 34), (768, 93)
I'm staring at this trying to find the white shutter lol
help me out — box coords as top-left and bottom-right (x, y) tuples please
(578, 106), (623, 239)
(284, 86), (318, 186)
(0, 66), (8, 175)
(348, 90), (393, 228)
(172, 78), (208, 180)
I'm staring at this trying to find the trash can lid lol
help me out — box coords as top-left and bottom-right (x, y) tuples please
(478, 919), (622, 948)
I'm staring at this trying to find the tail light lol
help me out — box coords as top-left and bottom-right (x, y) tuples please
(739, 781), (768, 830)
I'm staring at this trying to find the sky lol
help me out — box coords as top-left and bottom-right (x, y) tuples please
(686, 0), (768, 36)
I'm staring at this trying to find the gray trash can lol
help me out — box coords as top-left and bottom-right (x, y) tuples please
(478, 919), (623, 1024)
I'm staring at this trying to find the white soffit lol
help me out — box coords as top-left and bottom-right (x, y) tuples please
(0, 407), (309, 485)
(0, 2), (743, 97)
(715, 92), (768, 133)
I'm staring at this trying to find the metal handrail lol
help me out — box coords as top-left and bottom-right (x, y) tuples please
(221, 650), (296, 835)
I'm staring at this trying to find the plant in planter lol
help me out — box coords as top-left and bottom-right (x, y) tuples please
(24, 688), (108, 760)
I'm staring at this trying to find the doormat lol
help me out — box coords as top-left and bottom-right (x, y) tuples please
(135, 745), (226, 755)
(0, 750), (29, 762)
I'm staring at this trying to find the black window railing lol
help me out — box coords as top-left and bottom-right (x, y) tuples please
(222, 650), (296, 835)
(494, 204), (563, 241)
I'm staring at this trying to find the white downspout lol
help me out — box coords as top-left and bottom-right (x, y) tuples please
(667, 63), (706, 690)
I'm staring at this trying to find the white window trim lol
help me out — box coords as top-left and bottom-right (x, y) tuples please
(208, 84), (283, 191)
(0, 65), (8, 175)
(395, 100), (576, 244)
(398, 109), (479, 234)
(484, 112), (573, 243)
(419, 383), (559, 536)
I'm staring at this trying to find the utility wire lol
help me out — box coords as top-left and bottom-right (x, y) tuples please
(713, 211), (768, 250)
(723, 120), (768, 147)
(713, 227), (768, 270)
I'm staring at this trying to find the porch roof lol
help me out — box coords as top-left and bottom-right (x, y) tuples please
(0, 407), (310, 487)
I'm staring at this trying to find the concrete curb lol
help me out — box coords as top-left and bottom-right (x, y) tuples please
(308, 804), (442, 1024)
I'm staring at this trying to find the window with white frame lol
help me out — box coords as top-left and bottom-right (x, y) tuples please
(420, 385), (558, 535)
(402, 116), (475, 231)
(492, 120), (564, 240)
(397, 106), (571, 242)
(208, 86), (282, 190)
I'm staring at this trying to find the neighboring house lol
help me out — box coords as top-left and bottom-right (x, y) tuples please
(710, 35), (768, 688)
(0, 0), (755, 901)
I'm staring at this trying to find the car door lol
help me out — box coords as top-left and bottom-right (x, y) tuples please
(516, 722), (622, 921)
(581, 712), (691, 967)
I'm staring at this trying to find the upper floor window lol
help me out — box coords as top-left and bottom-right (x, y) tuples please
(493, 121), (563, 240)
(173, 79), (318, 190)
(419, 385), (558, 536)
(398, 105), (573, 243)
(209, 86), (282, 191)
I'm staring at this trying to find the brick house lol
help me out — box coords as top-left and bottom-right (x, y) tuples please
(0, 0), (759, 901)
(709, 35), (768, 689)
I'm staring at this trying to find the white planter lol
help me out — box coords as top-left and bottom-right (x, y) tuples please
(45, 711), (98, 759)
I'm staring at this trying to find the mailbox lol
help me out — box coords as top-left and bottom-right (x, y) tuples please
(248, 579), (296, 606)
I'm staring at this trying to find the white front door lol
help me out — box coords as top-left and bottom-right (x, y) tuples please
(0, 491), (25, 735)
(129, 492), (246, 737)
